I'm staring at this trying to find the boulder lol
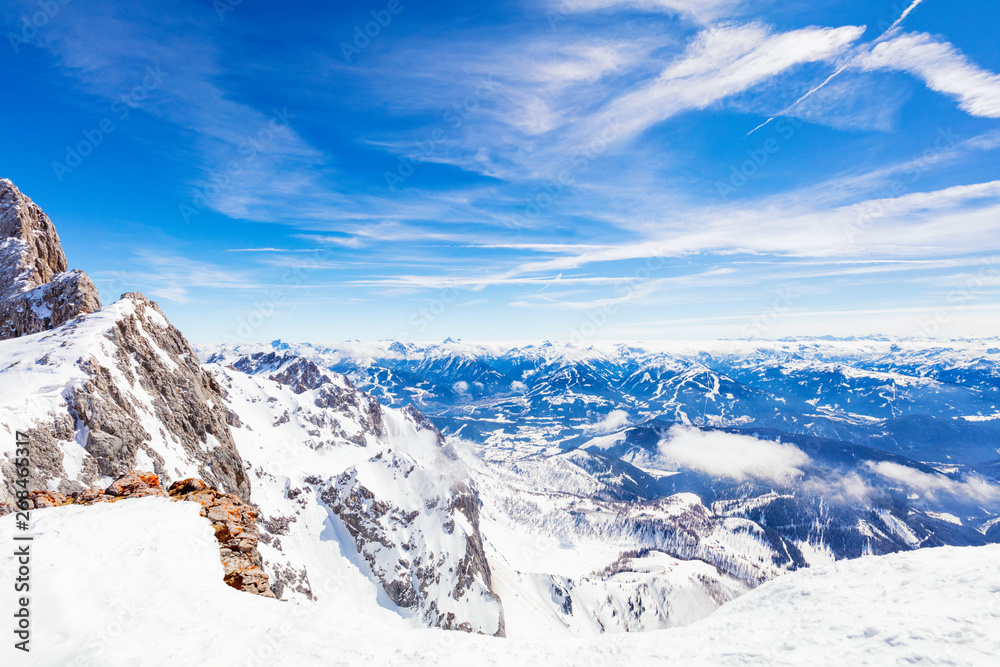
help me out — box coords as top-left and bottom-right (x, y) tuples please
(106, 471), (162, 497)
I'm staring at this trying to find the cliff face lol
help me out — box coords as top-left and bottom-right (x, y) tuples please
(0, 179), (102, 340)
(0, 180), (506, 627)
(206, 350), (507, 636)
(0, 181), (249, 507)
(71, 293), (251, 498)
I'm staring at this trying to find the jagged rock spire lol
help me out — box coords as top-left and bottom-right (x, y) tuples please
(0, 179), (102, 339)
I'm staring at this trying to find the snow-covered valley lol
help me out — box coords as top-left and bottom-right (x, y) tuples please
(1, 177), (999, 664)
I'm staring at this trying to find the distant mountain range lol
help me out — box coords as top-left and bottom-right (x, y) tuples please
(201, 337), (1000, 632)
(216, 338), (1000, 465)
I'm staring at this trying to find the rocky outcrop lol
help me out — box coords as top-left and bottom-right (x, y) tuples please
(73, 293), (251, 499)
(167, 477), (273, 597)
(220, 351), (387, 440)
(0, 179), (102, 340)
(16, 471), (274, 598)
(0, 182), (249, 504)
(203, 349), (506, 633)
(400, 404), (446, 445)
(321, 462), (505, 636)
(0, 292), (252, 505)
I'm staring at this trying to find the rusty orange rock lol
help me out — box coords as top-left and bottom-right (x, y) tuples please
(28, 490), (72, 508)
(73, 487), (113, 505)
(167, 478), (209, 496)
(105, 471), (161, 497)
(17, 470), (275, 599)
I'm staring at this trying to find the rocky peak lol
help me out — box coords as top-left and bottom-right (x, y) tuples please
(228, 351), (333, 394)
(0, 189), (250, 506)
(0, 179), (102, 340)
(0, 178), (67, 293)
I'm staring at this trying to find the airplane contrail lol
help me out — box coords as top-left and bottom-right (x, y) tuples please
(747, 0), (927, 136)
(884, 0), (926, 33)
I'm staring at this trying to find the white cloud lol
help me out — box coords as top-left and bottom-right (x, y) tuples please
(491, 180), (1000, 277)
(856, 32), (1000, 118)
(132, 252), (260, 304)
(586, 22), (865, 141)
(867, 461), (1000, 505)
(368, 21), (864, 182)
(658, 425), (810, 484)
(802, 472), (876, 504)
(585, 409), (631, 435)
(778, 73), (910, 132)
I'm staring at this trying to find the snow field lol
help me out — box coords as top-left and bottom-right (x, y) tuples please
(3, 498), (998, 666)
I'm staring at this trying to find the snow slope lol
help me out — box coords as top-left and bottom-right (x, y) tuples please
(205, 353), (505, 634)
(3, 498), (997, 666)
(206, 349), (779, 636)
(0, 295), (249, 504)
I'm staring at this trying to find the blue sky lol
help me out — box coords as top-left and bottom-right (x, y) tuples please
(2, 0), (999, 343)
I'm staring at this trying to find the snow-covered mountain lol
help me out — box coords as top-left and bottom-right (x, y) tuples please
(255, 339), (1000, 464)
(0, 180), (504, 635)
(206, 351), (505, 634)
(0, 178), (101, 341)
(1, 179), (998, 660)
(204, 340), (1000, 568)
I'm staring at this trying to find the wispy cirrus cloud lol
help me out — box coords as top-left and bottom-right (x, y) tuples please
(745, 0), (927, 135)
(488, 180), (1000, 276)
(7, 0), (999, 341)
(856, 32), (1000, 118)
(553, 0), (743, 24)
(131, 252), (261, 304)
(587, 22), (864, 141)
(361, 20), (865, 183)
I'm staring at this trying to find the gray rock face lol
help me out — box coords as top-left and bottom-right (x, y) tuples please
(206, 351), (506, 635)
(73, 293), (252, 500)
(220, 350), (388, 441)
(0, 180), (249, 505)
(320, 467), (505, 636)
(0, 179), (102, 340)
